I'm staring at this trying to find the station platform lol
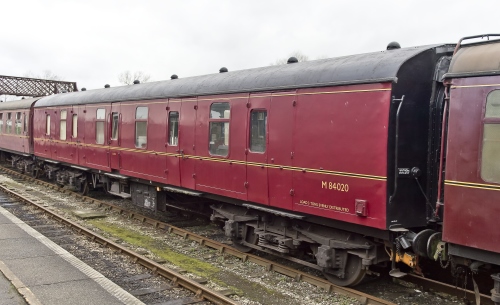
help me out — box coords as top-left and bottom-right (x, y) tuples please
(0, 203), (145, 305)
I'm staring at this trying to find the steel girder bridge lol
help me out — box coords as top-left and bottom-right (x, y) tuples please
(0, 75), (78, 97)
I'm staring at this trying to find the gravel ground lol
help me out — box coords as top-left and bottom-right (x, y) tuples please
(0, 173), (472, 305)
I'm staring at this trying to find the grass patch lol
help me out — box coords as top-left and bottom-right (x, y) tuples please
(87, 219), (297, 303)
(88, 219), (220, 277)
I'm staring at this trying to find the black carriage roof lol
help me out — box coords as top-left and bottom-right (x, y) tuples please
(0, 97), (40, 111)
(35, 44), (452, 107)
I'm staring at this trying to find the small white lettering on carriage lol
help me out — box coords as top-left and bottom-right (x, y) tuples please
(298, 199), (350, 213)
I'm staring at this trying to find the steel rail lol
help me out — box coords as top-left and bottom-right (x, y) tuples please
(404, 274), (493, 305)
(0, 183), (237, 305)
(0, 166), (395, 305)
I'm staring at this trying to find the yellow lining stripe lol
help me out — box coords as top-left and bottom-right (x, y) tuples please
(445, 179), (500, 188)
(0, 134), (28, 138)
(445, 180), (500, 191)
(451, 84), (500, 89)
(32, 137), (387, 181)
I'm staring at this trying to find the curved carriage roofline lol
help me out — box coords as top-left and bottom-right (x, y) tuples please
(0, 97), (41, 111)
(35, 44), (447, 108)
(444, 38), (500, 79)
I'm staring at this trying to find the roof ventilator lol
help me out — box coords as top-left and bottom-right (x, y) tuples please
(387, 41), (401, 50)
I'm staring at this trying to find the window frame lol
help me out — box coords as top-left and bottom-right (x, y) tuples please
(95, 108), (106, 145)
(0, 113), (3, 134)
(6, 113), (12, 134)
(249, 109), (267, 153)
(168, 111), (179, 146)
(46, 114), (50, 136)
(480, 89), (500, 183)
(23, 113), (28, 135)
(15, 112), (22, 135)
(60, 110), (67, 140)
(208, 102), (231, 157)
(135, 106), (148, 148)
(111, 112), (119, 141)
(72, 114), (78, 138)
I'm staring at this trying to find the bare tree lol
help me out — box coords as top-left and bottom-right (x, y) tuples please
(271, 51), (309, 65)
(23, 70), (62, 80)
(118, 71), (152, 85)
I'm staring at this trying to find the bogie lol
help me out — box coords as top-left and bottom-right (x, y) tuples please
(212, 203), (384, 285)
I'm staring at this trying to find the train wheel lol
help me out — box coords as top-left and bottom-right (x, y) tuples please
(323, 255), (366, 286)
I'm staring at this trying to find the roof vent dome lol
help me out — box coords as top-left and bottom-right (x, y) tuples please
(387, 41), (401, 50)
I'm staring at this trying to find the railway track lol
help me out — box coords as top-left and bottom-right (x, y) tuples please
(0, 176), (236, 304)
(0, 164), (484, 305)
(402, 274), (493, 305)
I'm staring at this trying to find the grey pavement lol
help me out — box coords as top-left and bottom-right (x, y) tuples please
(0, 271), (26, 305)
(0, 201), (145, 305)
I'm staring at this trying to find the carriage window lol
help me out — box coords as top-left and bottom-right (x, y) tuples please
(249, 110), (267, 152)
(15, 112), (22, 135)
(168, 111), (179, 146)
(481, 90), (500, 183)
(23, 113), (28, 134)
(96, 108), (105, 144)
(60, 110), (67, 140)
(72, 114), (78, 138)
(6, 113), (12, 134)
(111, 112), (119, 140)
(209, 102), (230, 156)
(46, 114), (50, 135)
(0, 113), (3, 134)
(135, 107), (148, 148)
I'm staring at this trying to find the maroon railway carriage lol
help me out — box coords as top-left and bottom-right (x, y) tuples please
(5, 36), (500, 296)
(0, 98), (38, 170)
(26, 43), (456, 286)
(440, 36), (500, 300)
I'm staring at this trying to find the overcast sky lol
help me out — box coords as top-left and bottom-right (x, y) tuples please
(1, 0), (498, 91)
